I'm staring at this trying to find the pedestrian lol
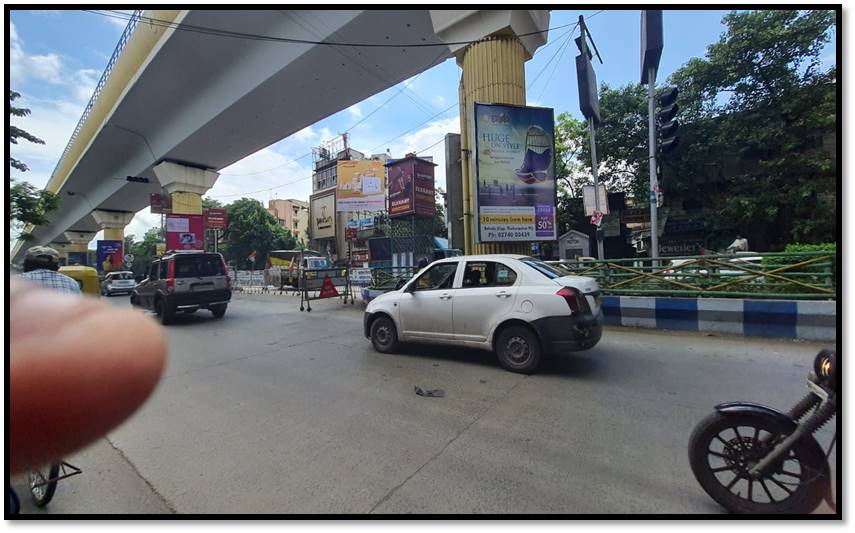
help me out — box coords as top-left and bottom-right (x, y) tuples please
(726, 234), (749, 253)
(19, 246), (81, 295)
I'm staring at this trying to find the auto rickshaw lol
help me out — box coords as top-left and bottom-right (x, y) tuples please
(58, 265), (101, 297)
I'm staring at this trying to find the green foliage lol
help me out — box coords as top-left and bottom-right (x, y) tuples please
(665, 9), (836, 249)
(9, 90), (58, 240)
(222, 198), (295, 269)
(433, 188), (448, 238)
(202, 197), (223, 209)
(553, 113), (589, 196)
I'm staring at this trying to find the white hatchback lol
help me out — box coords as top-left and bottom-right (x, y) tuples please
(363, 254), (603, 374)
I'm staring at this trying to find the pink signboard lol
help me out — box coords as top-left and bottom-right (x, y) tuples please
(166, 214), (205, 251)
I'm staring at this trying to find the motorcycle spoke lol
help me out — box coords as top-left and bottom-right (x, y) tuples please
(725, 473), (741, 492)
(714, 435), (731, 448)
(710, 465), (736, 473)
(708, 449), (731, 460)
(747, 479), (755, 502)
(759, 478), (776, 503)
(777, 469), (801, 479)
(752, 426), (760, 443)
(768, 476), (794, 495)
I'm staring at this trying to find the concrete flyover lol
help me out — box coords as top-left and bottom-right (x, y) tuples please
(11, 9), (551, 264)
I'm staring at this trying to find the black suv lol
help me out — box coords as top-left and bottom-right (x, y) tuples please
(131, 251), (231, 324)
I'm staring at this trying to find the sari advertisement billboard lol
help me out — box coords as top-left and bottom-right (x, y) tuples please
(473, 103), (557, 242)
(96, 240), (123, 274)
(387, 156), (436, 218)
(336, 160), (385, 212)
(166, 214), (205, 251)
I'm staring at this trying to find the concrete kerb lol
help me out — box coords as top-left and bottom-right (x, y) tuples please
(601, 296), (835, 342)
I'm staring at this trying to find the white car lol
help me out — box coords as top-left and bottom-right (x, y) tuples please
(363, 254), (603, 374)
(101, 271), (136, 296)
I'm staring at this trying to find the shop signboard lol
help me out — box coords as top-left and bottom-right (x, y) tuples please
(473, 103), (557, 242)
(336, 160), (385, 212)
(150, 193), (172, 214)
(166, 214), (205, 251)
(310, 193), (336, 239)
(96, 240), (123, 274)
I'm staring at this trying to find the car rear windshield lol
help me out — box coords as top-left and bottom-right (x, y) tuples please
(521, 257), (566, 279)
(112, 272), (134, 280)
(173, 255), (225, 278)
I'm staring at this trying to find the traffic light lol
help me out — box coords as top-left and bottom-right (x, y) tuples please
(657, 87), (679, 153)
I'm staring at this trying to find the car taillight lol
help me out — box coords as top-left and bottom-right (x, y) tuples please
(557, 286), (585, 313)
(221, 257), (231, 290)
(167, 260), (175, 292)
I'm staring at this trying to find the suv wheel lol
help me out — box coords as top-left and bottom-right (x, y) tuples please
(155, 298), (174, 325)
(370, 315), (398, 353)
(211, 304), (227, 318)
(495, 325), (541, 374)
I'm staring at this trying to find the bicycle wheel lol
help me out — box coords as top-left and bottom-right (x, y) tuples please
(28, 464), (60, 507)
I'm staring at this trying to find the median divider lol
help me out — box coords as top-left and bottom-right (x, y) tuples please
(602, 296), (835, 341)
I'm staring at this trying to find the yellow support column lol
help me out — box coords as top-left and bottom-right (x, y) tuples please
(459, 35), (531, 256)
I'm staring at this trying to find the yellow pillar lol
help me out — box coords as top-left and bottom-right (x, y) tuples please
(104, 227), (124, 241)
(170, 191), (203, 215)
(460, 35), (530, 256)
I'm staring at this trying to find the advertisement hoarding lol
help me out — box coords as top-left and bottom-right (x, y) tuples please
(388, 159), (414, 217)
(387, 156), (436, 218)
(204, 208), (228, 230)
(150, 193), (172, 214)
(96, 240), (123, 274)
(336, 160), (385, 212)
(67, 251), (88, 266)
(310, 193), (335, 240)
(166, 214), (205, 251)
(473, 103), (557, 242)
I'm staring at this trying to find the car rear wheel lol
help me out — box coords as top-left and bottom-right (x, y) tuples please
(370, 315), (398, 353)
(211, 304), (227, 318)
(155, 298), (174, 325)
(496, 325), (541, 374)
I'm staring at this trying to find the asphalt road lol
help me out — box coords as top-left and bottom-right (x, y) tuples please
(11, 292), (836, 515)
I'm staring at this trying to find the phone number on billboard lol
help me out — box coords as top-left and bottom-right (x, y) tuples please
(483, 229), (534, 240)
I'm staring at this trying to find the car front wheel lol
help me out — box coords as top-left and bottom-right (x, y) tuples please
(495, 325), (541, 374)
(370, 315), (398, 353)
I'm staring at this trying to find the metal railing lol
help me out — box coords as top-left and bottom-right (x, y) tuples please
(369, 266), (417, 289)
(50, 10), (145, 180)
(546, 251), (836, 300)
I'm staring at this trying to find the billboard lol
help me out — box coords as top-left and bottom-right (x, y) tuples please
(96, 240), (123, 274)
(67, 251), (88, 266)
(204, 208), (228, 230)
(388, 156), (436, 218)
(388, 159), (414, 217)
(150, 193), (172, 214)
(166, 214), (205, 251)
(473, 103), (557, 242)
(336, 160), (385, 212)
(310, 193), (335, 239)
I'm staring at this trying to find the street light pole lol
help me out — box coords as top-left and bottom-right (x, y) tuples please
(648, 65), (659, 264)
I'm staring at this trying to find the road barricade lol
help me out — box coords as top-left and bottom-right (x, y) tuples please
(299, 267), (354, 312)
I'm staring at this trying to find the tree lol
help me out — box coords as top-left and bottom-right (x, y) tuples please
(433, 188), (448, 238)
(553, 113), (589, 197)
(665, 9), (836, 248)
(222, 198), (295, 269)
(9, 90), (59, 240)
(202, 197), (223, 209)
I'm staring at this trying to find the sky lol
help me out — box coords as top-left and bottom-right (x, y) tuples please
(8, 8), (837, 247)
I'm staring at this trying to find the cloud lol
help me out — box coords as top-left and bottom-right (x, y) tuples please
(207, 147), (315, 206)
(292, 125), (317, 143)
(432, 95), (446, 108)
(347, 104), (362, 119)
(382, 115), (461, 191)
(124, 209), (162, 242)
(10, 21), (63, 85)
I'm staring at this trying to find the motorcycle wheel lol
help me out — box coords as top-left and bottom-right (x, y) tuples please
(28, 464), (59, 507)
(689, 412), (828, 514)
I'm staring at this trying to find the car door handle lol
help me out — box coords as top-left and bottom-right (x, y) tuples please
(495, 292), (512, 298)
(439, 294), (452, 300)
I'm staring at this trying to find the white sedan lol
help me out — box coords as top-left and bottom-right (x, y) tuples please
(363, 254), (603, 374)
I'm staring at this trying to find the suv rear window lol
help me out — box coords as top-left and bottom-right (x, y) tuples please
(173, 254), (225, 278)
(112, 272), (134, 280)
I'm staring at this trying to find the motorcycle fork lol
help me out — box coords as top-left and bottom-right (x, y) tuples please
(749, 387), (835, 477)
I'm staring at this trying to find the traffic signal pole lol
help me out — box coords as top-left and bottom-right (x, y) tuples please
(588, 118), (605, 260)
(648, 65), (659, 263)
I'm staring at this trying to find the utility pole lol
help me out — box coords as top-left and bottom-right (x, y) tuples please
(641, 10), (664, 264)
(575, 15), (605, 260)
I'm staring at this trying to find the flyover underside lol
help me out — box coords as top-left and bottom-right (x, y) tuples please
(21, 9), (450, 251)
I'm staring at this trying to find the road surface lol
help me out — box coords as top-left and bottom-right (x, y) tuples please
(11, 292), (835, 514)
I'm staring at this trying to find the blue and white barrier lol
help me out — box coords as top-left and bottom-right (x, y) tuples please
(601, 296), (836, 341)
